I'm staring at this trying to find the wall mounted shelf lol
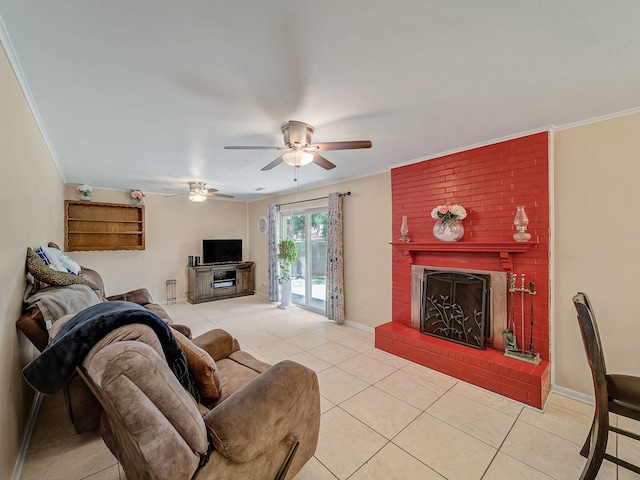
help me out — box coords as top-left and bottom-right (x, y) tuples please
(65, 200), (145, 251)
(391, 236), (538, 271)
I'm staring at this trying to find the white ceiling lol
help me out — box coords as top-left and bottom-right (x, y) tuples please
(2, 1), (640, 201)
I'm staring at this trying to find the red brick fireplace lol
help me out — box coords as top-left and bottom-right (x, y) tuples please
(375, 132), (551, 408)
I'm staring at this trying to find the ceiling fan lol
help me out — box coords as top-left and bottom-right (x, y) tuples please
(224, 120), (372, 171)
(167, 182), (234, 202)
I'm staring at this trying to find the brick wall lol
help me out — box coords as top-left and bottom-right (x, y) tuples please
(391, 131), (550, 360)
(378, 132), (551, 407)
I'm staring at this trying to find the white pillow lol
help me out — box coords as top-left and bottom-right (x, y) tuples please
(39, 246), (66, 272)
(40, 246), (81, 274)
(59, 251), (81, 274)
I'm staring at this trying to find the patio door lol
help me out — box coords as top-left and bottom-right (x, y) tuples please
(280, 207), (328, 313)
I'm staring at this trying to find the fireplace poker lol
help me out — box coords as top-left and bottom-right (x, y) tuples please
(520, 274), (526, 354)
(503, 273), (541, 365)
(529, 281), (535, 354)
(502, 273), (518, 351)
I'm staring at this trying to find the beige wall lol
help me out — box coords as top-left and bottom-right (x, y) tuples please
(553, 112), (640, 396)
(64, 187), (248, 302)
(0, 44), (65, 478)
(248, 173), (392, 329)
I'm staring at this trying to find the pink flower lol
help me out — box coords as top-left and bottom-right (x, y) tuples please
(130, 190), (145, 201)
(431, 204), (467, 222)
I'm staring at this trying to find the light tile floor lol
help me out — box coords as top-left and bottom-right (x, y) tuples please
(19, 295), (640, 480)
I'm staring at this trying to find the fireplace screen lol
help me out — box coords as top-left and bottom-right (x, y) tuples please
(421, 270), (490, 349)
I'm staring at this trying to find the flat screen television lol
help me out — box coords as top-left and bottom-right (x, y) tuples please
(203, 239), (242, 264)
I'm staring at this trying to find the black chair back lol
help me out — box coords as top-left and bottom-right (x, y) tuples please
(573, 292), (610, 480)
(573, 293), (608, 389)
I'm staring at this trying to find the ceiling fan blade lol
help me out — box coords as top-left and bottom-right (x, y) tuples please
(162, 188), (186, 197)
(311, 140), (372, 151)
(311, 152), (336, 170)
(206, 192), (235, 199)
(224, 146), (286, 150)
(203, 188), (219, 194)
(261, 155), (285, 171)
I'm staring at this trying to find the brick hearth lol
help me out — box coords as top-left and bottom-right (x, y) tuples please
(377, 131), (551, 408)
(375, 323), (550, 408)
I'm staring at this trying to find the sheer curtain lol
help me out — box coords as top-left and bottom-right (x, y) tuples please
(326, 193), (345, 323)
(267, 204), (280, 302)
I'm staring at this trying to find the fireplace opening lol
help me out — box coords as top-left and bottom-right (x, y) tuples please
(421, 270), (491, 350)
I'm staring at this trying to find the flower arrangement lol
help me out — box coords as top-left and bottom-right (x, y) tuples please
(76, 184), (92, 195)
(76, 184), (92, 200)
(130, 189), (145, 203)
(431, 204), (467, 226)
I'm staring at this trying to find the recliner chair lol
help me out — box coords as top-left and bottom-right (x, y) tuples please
(75, 325), (320, 480)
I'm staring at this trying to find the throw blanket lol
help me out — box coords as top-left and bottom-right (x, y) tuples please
(22, 301), (200, 401)
(24, 283), (101, 326)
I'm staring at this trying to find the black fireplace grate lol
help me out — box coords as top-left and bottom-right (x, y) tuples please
(421, 270), (490, 349)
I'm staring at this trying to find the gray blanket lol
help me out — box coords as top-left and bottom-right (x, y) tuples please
(24, 283), (101, 326)
(22, 301), (199, 401)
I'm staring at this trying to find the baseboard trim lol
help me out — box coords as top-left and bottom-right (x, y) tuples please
(253, 290), (272, 300)
(12, 392), (43, 480)
(161, 296), (187, 305)
(344, 319), (375, 334)
(551, 384), (595, 406)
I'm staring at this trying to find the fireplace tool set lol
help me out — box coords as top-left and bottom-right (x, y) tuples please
(502, 273), (541, 365)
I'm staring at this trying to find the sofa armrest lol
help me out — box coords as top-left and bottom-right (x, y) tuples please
(192, 329), (240, 361)
(107, 288), (154, 305)
(203, 360), (320, 463)
(170, 324), (193, 339)
(16, 311), (49, 352)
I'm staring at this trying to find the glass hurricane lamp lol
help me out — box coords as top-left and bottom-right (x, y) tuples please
(399, 215), (410, 242)
(513, 205), (531, 242)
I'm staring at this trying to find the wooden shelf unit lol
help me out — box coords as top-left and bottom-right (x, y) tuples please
(65, 200), (145, 251)
(187, 262), (255, 304)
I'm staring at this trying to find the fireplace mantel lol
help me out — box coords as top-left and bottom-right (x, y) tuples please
(391, 237), (538, 271)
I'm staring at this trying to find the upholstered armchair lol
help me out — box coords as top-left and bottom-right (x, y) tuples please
(76, 326), (320, 480)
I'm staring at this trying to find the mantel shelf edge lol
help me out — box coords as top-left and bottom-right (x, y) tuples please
(390, 236), (538, 271)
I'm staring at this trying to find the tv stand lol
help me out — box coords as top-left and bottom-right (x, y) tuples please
(187, 262), (254, 304)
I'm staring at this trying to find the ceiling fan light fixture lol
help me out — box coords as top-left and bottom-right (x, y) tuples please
(283, 151), (314, 167)
(188, 191), (207, 202)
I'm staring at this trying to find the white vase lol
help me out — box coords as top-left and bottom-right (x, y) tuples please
(278, 280), (295, 310)
(433, 219), (464, 242)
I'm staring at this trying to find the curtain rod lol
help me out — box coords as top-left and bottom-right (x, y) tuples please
(276, 191), (351, 208)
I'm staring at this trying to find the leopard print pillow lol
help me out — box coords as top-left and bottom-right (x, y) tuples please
(26, 247), (98, 290)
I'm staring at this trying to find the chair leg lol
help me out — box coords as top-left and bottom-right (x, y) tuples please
(580, 422), (593, 458)
(579, 419), (607, 480)
(581, 419), (640, 475)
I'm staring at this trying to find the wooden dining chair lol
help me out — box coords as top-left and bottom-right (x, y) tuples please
(573, 292), (640, 479)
